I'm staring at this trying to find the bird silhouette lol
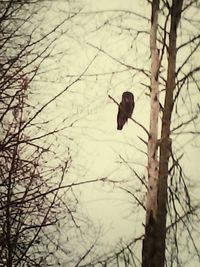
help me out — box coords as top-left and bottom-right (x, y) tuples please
(117, 91), (134, 130)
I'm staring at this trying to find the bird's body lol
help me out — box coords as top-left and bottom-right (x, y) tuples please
(117, 91), (134, 130)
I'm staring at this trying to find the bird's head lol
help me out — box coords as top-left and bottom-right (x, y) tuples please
(122, 91), (134, 103)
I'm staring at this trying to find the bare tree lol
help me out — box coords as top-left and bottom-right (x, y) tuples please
(1, 1), (199, 266)
(59, 1), (200, 266)
(142, 1), (200, 266)
(0, 1), (100, 266)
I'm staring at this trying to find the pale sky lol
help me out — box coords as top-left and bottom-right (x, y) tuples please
(31, 0), (200, 263)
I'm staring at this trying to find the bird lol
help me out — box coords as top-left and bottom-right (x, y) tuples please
(117, 91), (135, 130)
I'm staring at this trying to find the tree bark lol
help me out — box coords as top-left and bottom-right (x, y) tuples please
(142, 1), (183, 267)
(156, 1), (183, 266)
(142, 0), (160, 266)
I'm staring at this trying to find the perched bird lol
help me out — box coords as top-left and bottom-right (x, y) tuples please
(117, 91), (134, 130)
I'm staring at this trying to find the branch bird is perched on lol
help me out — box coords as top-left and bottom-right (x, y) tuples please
(117, 91), (135, 130)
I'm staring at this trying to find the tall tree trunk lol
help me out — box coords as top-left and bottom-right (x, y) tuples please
(142, 1), (183, 267)
(156, 1), (183, 266)
(142, 0), (160, 266)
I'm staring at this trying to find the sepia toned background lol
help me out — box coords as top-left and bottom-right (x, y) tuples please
(1, 0), (200, 266)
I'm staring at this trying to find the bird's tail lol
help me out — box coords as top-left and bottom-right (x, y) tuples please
(117, 117), (127, 130)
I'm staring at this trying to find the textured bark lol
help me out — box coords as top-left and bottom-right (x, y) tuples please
(142, 1), (183, 267)
(156, 1), (183, 266)
(142, 0), (160, 266)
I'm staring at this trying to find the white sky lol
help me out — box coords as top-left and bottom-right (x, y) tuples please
(31, 0), (200, 261)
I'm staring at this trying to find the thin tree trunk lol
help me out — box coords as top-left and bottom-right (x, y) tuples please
(142, 0), (160, 266)
(156, 1), (183, 266)
(142, 1), (184, 267)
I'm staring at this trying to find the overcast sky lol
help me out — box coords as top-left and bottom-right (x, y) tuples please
(32, 0), (200, 256)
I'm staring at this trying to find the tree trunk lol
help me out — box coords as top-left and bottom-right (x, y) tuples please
(142, 0), (160, 266)
(142, 1), (183, 266)
(156, 1), (183, 266)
